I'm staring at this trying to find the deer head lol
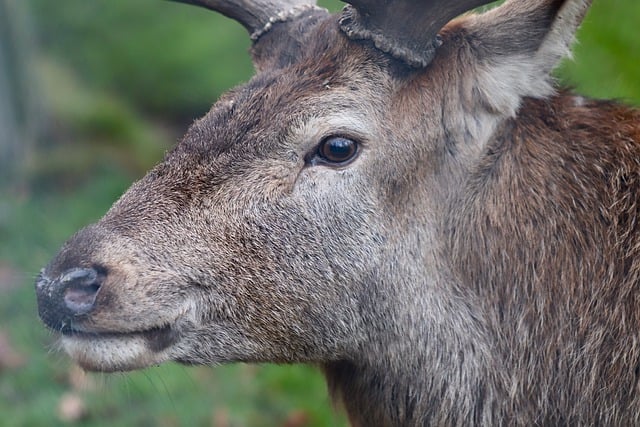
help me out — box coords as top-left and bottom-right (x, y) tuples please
(36, 0), (634, 424)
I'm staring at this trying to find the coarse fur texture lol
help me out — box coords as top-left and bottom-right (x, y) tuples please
(35, 0), (640, 425)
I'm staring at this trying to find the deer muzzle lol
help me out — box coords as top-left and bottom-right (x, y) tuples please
(34, 225), (188, 372)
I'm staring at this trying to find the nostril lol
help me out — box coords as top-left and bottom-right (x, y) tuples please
(64, 283), (101, 314)
(60, 267), (103, 315)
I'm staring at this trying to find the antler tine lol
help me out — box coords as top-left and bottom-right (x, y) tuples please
(170, 0), (322, 41)
(339, 0), (495, 68)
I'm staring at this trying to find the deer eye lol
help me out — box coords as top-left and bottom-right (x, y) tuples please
(315, 136), (359, 165)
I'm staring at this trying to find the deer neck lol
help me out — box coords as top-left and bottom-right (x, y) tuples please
(322, 259), (504, 425)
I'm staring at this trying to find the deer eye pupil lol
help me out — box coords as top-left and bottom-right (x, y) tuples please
(318, 136), (358, 164)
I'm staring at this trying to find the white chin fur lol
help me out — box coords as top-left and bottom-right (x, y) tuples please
(62, 334), (170, 372)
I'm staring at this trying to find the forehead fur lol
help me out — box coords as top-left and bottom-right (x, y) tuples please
(170, 19), (393, 164)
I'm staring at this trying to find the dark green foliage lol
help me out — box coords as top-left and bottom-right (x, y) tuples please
(30, 0), (253, 120)
(557, 0), (640, 105)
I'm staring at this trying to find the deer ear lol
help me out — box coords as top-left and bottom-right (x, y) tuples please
(461, 0), (592, 116)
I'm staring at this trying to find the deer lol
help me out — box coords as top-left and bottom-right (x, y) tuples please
(35, 0), (640, 424)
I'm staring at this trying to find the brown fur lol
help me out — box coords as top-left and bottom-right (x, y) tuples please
(447, 96), (640, 425)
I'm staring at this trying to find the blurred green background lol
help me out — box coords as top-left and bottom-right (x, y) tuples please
(0, 0), (638, 426)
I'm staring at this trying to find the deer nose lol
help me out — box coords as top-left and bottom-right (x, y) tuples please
(35, 267), (104, 333)
(60, 268), (102, 315)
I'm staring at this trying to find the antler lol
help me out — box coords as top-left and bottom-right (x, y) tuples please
(339, 0), (496, 68)
(170, 0), (322, 41)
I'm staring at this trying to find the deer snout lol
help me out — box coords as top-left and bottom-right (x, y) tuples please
(36, 266), (104, 333)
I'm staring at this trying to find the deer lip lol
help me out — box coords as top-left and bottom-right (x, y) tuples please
(63, 324), (180, 352)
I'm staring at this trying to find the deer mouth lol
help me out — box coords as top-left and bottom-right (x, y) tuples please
(63, 324), (179, 350)
(60, 324), (181, 372)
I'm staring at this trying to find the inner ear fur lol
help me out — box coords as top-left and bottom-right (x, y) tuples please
(457, 0), (593, 116)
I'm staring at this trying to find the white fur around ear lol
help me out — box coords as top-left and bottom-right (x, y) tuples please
(466, 0), (593, 116)
(534, 0), (592, 72)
